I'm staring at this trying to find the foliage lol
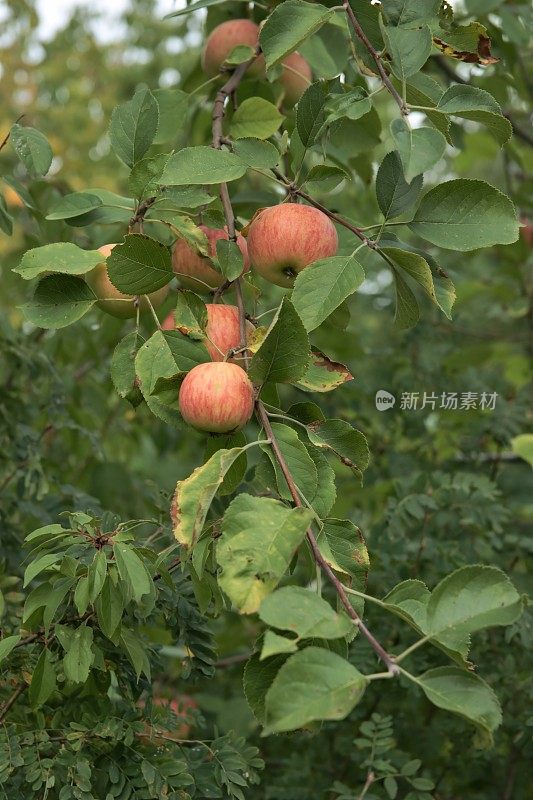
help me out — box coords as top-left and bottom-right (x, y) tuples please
(0, 0), (532, 797)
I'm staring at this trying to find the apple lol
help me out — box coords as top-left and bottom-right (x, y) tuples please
(179, 362), (254, 433)
(280, 52), (312, 104)
(86, 244), (169, 318)
(172, 226), (250, 293)
(163, 303), (254, 363)
(201, 19), (265, 77)
(520, 217), (533, 247)
(140, 695), (197, 742)
(246, 204), (338, 288)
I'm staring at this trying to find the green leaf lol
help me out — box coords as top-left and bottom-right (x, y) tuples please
(109, 87), (159, 167)
(153, 186), (215, 209)
(376, 151), (423, 219)
(259, 422), (318, 501)
(10, 124), (53, 177)
(415, 666), (502, 745)
(29, 648), (56, 708)
(173, 447), (249, 549)
(259, 0), (334, 69)
(172, 291), (208, 337)
(165, 0), (233, 17)
(297, 349), (353, 393)
(111, 331), (145, 407)
(21, 275), (97, 329)
(244, 652), (289, 723)
(510, 434), (533, 468)
(325, 89), (372, 123)
(217, 494), (313, 613)
(292, 255), (365, 332)
(249, 297), (310, 385)
(299, 22), (350, 80)
(261, 630), (299, 659)
(106, 233), (173, 294)
(435, 84), (511, 145)
(382, 0), (441, 27)
(230, 98), (284, 140)
(63, 626), (94, 684)
(425, 565), (522, 642)
(216, 239), (244, 282)
(23, 553), (61, 587)
(120, 627), (151, 681)
(95, 576), (124, 640)
(88, 551), (107, 603)
(263, 647), (367, 733)
(317, 519), (369, 587)
(45, 192), (103, 220)
(307, 419), (370, 480)
(303, 164), (348, 193)
(204, 432), (248, 497)
(390, 120), (447, 182)
(384, 776), (398, 799)
(0, 193), (13, 235)
(382, 24), (432, 80)
(296, 80), (329, 148)
(153, 88), (189, 144)
(14, 243), (103, 280)
(0, 634), (21, 666)
(409, 180), (519, 250)
(233, 138), (280, 169)
(128, 153), (169, 198)
(113, 543), (152, 604)
(259, 586), (353, 645)
(392, 269), (419, 329)
(74, 576), (90, 616)
(160, 146), (247, 185)
(382, 247), (452, 319)
(306, 445), (337, 518)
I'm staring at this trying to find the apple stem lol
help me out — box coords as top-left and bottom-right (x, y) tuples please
(210, 39), (399, 678)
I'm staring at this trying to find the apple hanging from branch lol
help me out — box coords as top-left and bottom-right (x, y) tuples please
(179, 362), (255, 433)
(163, 303), (254, 363)
(247, 204), (338, 287)
(172, 226), (250, 293)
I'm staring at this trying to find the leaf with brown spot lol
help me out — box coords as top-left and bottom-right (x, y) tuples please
(297, 349), (353, 393)
(433, 22), (498, 66)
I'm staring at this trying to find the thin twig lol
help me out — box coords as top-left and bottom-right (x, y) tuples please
(271, 168), (378, 249)
(256, 405), (399, 675)
(343, 1), (408, 116)
(0, 683), (27, 722)
(209, 42), (398, 677)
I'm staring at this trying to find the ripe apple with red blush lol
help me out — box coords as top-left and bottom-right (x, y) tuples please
(520, 218), (533, 248)
(163, 303), (253, 363)
(86, 244), (169, 318)
(172, 226), (250, 293)
(247, 204), (338, 288)
(179, 362), (254, 433)
(202, 19), (265, 77)
(280, 52), (312, 104)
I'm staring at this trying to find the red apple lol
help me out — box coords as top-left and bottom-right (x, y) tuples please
(201, 19), (265, 77)
(246, 204), (338, 288)
(163, 303), (254, 363)
(280, 52), (312, 104)
(86, 244), (169, 318)
(179, 362), (254, 433)
(172, 226), (250, 293)
(140, 695), (197, 742)
(520, 217), (533, 247)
